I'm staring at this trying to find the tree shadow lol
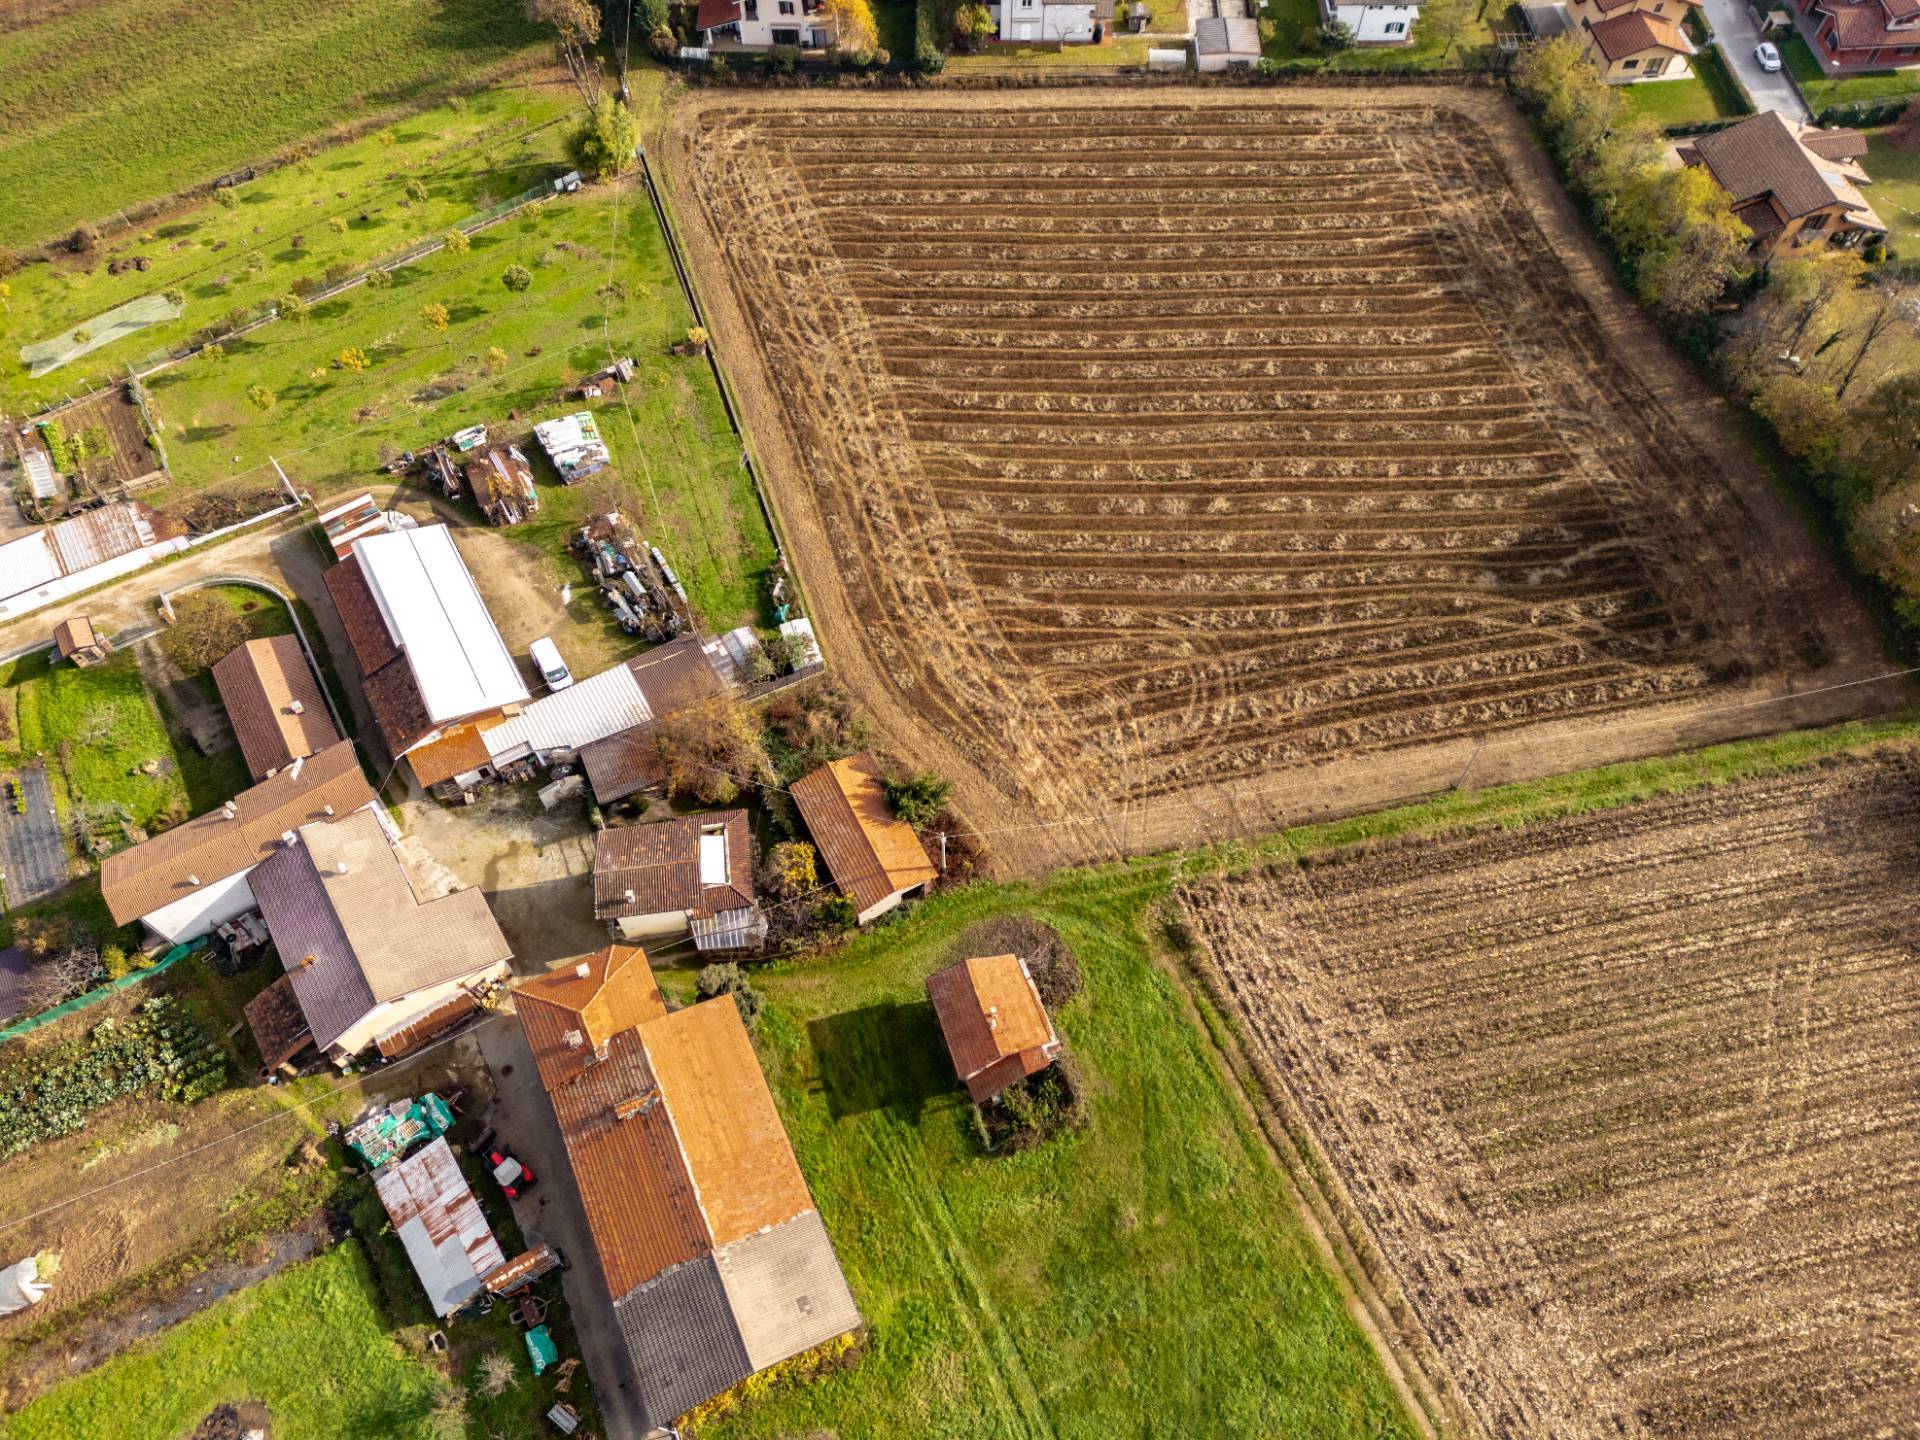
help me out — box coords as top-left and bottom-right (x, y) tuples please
(447, 303), (487, 326)
(154, 221), (200, 240)
(806, 1001), (951, 1124)
(183, 424), (233, 443)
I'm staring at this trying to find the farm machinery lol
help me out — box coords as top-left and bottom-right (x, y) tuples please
(568, 511), (689, 643)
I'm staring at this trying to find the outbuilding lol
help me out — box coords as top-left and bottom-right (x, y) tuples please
(926, 953), (1063, 1104)
(789, 754), (937, 925)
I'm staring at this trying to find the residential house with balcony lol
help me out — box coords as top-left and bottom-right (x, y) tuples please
(1796, 0), (1920, 68)
(1561, 0), (1701, 80)
(696, 0), (831, 47)
(1680, 111), (1887, 256)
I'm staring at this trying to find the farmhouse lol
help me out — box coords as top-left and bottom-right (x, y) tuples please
(1566, 0), (1700, 81)
(211, 635), (338, 782)
(466, 443), (539, 526)
(790, 754), (937, 925)
(927, 954), (1063, 1104)
(1681, 112), (1886, 255)
(1794, 0), (1920, 66)
(575, 637), (727, 805)
(515, 944), (861, 1426)
(532, 412), (611, 483)
(372, 1136), (508, 1318)
(99, 739), (377, 944)
(322, 524), (530, 789)
(592, 811), (767, 956)
(694, 0), (832, 48)
(249, 806), (513, 1066)
(51, 614), (108, 667)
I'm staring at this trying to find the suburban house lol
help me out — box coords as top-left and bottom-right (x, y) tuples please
(789, 754), (938, 926)
(1329, 0), (1423, 44)
(531, 413), (611, 483)
(372, 1136), (507, 1317)
(516, 945), (861, 1426)
(1558, 0), (1699, 79)
(1681, 112), (1887, 256)
(927, 954), (1063, 1104)
(99, 739), (376, 944)
(322, 524), (530, 791)
(576, 637), (726, 806)
(51, 614), (107, 667)
(248, 806), (514, 1066)
(1796, 0), (1920, 67)
(991, 0), (1105, 43)
(593, 811), (767, 957)
(467, 444), (539, 527)
(695, 0), (831, 48)
(211, 635), (338, 782)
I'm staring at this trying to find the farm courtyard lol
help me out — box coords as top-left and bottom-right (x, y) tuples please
(1181, 749), (1920, 1440)
(664, 89), (1892, 871)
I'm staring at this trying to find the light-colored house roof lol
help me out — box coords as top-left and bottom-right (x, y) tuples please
(99, 740), (375, 925)
(50, 502), (156, 572)
(927, 953), (1061, 1103)
(576, 638), (729, 804)
(481, 661), (655, 765)
(250, 807), (513, 1051)
(374, 1136), (507, 1316)
(517, 945), (859, 1422)
(789, 754), (937, 916)
(20, 446), (57, 501)
(350, 525), (528, 726)
(212, 635), (338, 782)
(1194, 16), (1260, 53)
(0, 533), (61, 604)
(593, 811), (756, 922)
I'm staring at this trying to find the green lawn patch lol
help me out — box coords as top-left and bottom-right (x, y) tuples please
(1783, 32), (1920, 111)
(1617, 75), (1734, 128)
(1864, 129), (1920, 256)
(0, 84), (578, 414)
(0, 0), (548, 252)
(1, 1245), (447, 1440)
(146, 183), (775, 631)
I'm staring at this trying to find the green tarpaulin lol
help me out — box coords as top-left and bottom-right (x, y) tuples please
(525, 1324), (558, 1376)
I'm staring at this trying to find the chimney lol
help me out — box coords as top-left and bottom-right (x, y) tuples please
(987, 1004), (999, 1032)
(281, 830), (298, 846)
(186, 874), (200, 887)
(288, 755), (304, 781)
(574, 962), (591, 979)
(334, 860), (348, 876)
(300, 954), (315, 969)
(288, 700), (304, 715)
(322, 804), (334, 817)
(221, 801), (237, 820)
(562, 1028), (584, 1050)
(622, 888), (635, 906)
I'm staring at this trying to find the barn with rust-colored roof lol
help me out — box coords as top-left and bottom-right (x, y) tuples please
(373, 1135), (507, 1316)
(927, 953), (1063, 1104)
(212, 635), (338, 782)
(515, 944), (859, 1427)
(789, 754), (937, 925)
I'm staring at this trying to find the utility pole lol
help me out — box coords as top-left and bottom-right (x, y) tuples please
(1450, 734), (1490, 792)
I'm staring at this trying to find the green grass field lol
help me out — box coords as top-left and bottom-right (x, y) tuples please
(1617, 75), (1735, 128)
(142, 179), (773, 630)
(1783, 32), (1920, 111)
(0, 0), (548, 251)
(0, 1246), (446, 1440)
(1259, 0), (1495, 69)
(0, 84), (579, 413)
(1864, 129), (1920, 255)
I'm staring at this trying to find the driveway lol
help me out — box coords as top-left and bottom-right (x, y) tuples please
(1700, 0), (1810, 119)
(474, 1010), (663, 1440)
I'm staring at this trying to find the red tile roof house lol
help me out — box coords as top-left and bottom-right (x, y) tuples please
(593, 811), (768, 957)
(100, 740), (376, 946)
(246, 806), (513, 1067)
(515, 945), (860, 1427)
(211, 635), (339, 782)
(789, 754), (938, 926)
(926, 953), (1063, 1104)
(1795, 0), (1920, 68)
(1680, 112), (1887, 258)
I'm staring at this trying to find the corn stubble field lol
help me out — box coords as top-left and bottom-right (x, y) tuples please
(670, 92), (1875, 863)
(1181, 751), (1920, 1440)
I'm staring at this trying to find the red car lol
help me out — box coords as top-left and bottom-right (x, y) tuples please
(488, 1145), (537, 1199)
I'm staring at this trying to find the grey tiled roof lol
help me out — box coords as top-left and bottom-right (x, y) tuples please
(614, 1256), (753, 1426)
(714, 1210), (863, 1372)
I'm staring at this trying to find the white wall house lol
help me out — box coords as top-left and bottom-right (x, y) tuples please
(697, 0), (833, 47)
(1330, 0), (1424, 43)
(994, 0), (1100, 41)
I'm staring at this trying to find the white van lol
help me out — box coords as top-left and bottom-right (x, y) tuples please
(529, 636), (573, 692)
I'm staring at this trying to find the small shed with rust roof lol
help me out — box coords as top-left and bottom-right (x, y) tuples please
(789, 754), (937, 926)
(51, 614), (108, 667)
(926, 953), (1062, 1104)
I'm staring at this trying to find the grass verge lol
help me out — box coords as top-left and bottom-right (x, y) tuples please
(1783, 32), (1920, 111)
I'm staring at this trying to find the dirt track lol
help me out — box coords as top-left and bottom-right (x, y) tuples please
(1180, 752), (1920, 1440)
(662, 88), (1898, 874)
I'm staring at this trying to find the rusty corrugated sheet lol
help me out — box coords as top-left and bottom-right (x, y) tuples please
(789, 755), (935, 917)
(374, 991), (481, 1059)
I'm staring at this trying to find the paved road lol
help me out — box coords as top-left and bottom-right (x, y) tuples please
(1699, 0), (1810, 119)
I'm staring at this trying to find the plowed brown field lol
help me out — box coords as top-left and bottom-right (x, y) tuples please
(1180, 753), (1920, 1440)
(666, 90), (1889, 869)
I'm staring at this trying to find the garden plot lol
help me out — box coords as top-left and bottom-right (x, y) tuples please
(666, 90), (1884, 870)
(0, 766), (68, 906)
(1179, 751), (1920, 1440)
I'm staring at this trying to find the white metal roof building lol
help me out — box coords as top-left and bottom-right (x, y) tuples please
(19, 447), (58, 502)
(480, 661), (654, 765)
(352, 526), (528, 724)
(532, 412), (612, 481)
(373, 1136), (507, 1317)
